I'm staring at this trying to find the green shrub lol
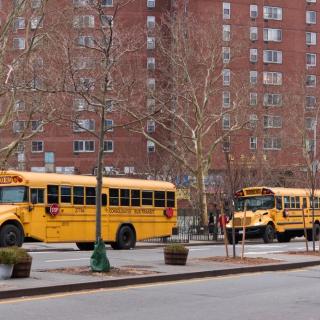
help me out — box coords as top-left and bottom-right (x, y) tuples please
(164, 243), (189, 254)
(0, 247), (31, 265)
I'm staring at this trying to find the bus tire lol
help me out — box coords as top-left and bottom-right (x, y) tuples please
(0, 224), (24, 247)
(110, 242), (119, 250)
(76, 242), (94, 251)
(277, 232), (291, 243)
(115, 225), (136, 250)
(307, 223), (320, 241)
(263, 224), (275, 243)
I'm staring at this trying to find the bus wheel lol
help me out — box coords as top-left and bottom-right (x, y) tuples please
(76, 242), (94, 251)
(110, 242), (119, 250)
(277, 232), (291, 243)
(0, 224), (24, 247)
(263, 224), (275, 243)
(116, 226), (136, 250)
(307, 224), (320, 241)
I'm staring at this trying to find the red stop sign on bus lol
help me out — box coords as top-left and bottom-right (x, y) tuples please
(50, 204), (60, 216)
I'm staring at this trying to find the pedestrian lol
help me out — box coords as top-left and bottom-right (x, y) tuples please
(219, 213), (228, 235)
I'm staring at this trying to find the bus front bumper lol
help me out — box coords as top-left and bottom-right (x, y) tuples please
(226, 225), (267, 239)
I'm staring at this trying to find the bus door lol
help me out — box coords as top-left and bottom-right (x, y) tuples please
(28, 188), (47, 240)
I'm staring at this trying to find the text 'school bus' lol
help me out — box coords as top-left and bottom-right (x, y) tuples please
(0, 171), (177, 250)
(226, 187), (320, 244)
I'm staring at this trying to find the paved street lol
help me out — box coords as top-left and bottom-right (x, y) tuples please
(1, 265), (320, 320)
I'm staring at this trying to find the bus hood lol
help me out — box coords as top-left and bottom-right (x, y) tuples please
(0, 205), (20, 215)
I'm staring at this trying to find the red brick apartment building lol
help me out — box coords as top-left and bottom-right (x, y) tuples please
(0, 0), (319, 184)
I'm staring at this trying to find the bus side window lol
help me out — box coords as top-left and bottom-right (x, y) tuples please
(73, 186), (84, 205)
(166, 192), (175, 207)
(131, 190), (140, 206)
(276, 196), (282, 210)
(290, 197), (295, 209)
(155, 191), (165, 207)
(47, 185), (59, 204)
(295, 196), (300, 208)
(142, 191), (153, 206)
(316, 197), (320, 209)
(31, 189), (44, 204)
(109, 189), (119, 206)
(86, 187), (96, 205)
(61, 186), (71, 204)
(284, 196), (290, 209)
(120, 189), (130, 206)
(102, 194), (107, 206)
(303, 197), (307, 209)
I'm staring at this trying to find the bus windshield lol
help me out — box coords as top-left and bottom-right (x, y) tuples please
(0, 186), (29, 203)
(234, 195), (275, 212)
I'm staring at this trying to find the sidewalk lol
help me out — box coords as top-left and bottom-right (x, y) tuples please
(1, 242), (320, 300)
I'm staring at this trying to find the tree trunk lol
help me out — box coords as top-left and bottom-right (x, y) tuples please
(197, 168), (208, 226)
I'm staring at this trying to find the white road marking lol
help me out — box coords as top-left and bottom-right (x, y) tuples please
(45, 258), (90, 263)
(245, 250), (285, 255)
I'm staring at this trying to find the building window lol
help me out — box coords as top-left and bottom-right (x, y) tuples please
(147, 0), (155, 8)
(263, 93), (282, 107)
(222, 25), (230, 41)
(102, 0), (113, 7)
(104, 119), (113, 132)
(103, 140), (114, 152)
(306, 139), (315, 152)
(73, 119), (95, 132)
(305, 117), (316, 130)
(13, 37), (25, 50)
(31, 120), (43, 132)
(263, 72), (282, 85)
(147, 16), (155, 29)
(147, 140), (155, 153)
(222, 137), (230, 152)
(250, 5), (258, 18)
(147, 78), (155, 90)
(77, 35), (95, 48)
(13, 121), (25, 133)
(147, 57), (155, 70)
(30, 16), (43, 30)
(73, 98), (88, 111)
(147, 99), (155, 113)
(306, 11), (317, 24)
(14, 100), (25, 111)
(101, 15), (113, 27)
(306, 32), (317, 45)
(306, 53), (317, 67)
(249, 92), (258, 106)
(249, 114), (258, 128)
(73, 140), (95, 152)
(14, 17), (25, 30)
(222, 69), (230, 86)
(250, 27), (258, 41)
(263, 6), (282, 20)
(106, 99), (114, 112)
(250, 48), (258, 63)
(73, 0), (91, 7)
(73, 15), (95, 28)
(250, 71), (258, 84)
(263, 115), (282, 128)
(306, 96), (316, 109)
(250, 137), (257, 150)
(223, 2), (231, 19)
(263, 137), (281, 150)
(263, 50), (282, 64)
(31, 141), (44, 153)
(222, 47), (230, 63)
(147, 37), (155, 49)
(263, 28), (282, 42)
(222, 114), (230, 129)
(147, 120), (155, 132)
(222, 91), (230, 107)
(306, 75), (316, 87)
(31, 0), (42, 8)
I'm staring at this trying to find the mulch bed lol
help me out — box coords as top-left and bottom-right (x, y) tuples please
(43, 266), (161, 277)
(196, 256), (282, 265)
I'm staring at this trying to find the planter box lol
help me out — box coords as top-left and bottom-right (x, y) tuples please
(164, 251), (189, 265)
(12, 258), (32, 278)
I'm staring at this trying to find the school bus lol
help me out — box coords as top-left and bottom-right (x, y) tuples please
(0, 171), (177, 250)
(226, 187), (320, 244)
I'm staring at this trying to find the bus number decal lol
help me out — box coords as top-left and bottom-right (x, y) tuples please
(0, 175), (23, 184)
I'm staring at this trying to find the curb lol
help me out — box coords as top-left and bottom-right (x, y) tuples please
(1, 260), (320, 300)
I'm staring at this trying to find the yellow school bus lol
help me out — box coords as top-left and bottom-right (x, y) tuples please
(226, 187), (320, 244)
(0, 171), (177, 250)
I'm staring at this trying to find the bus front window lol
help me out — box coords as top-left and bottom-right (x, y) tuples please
(0, 186), (29, 203)
(234, 195), (275, 212)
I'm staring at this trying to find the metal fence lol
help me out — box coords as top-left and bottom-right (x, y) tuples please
(142, 215), (225, 244)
